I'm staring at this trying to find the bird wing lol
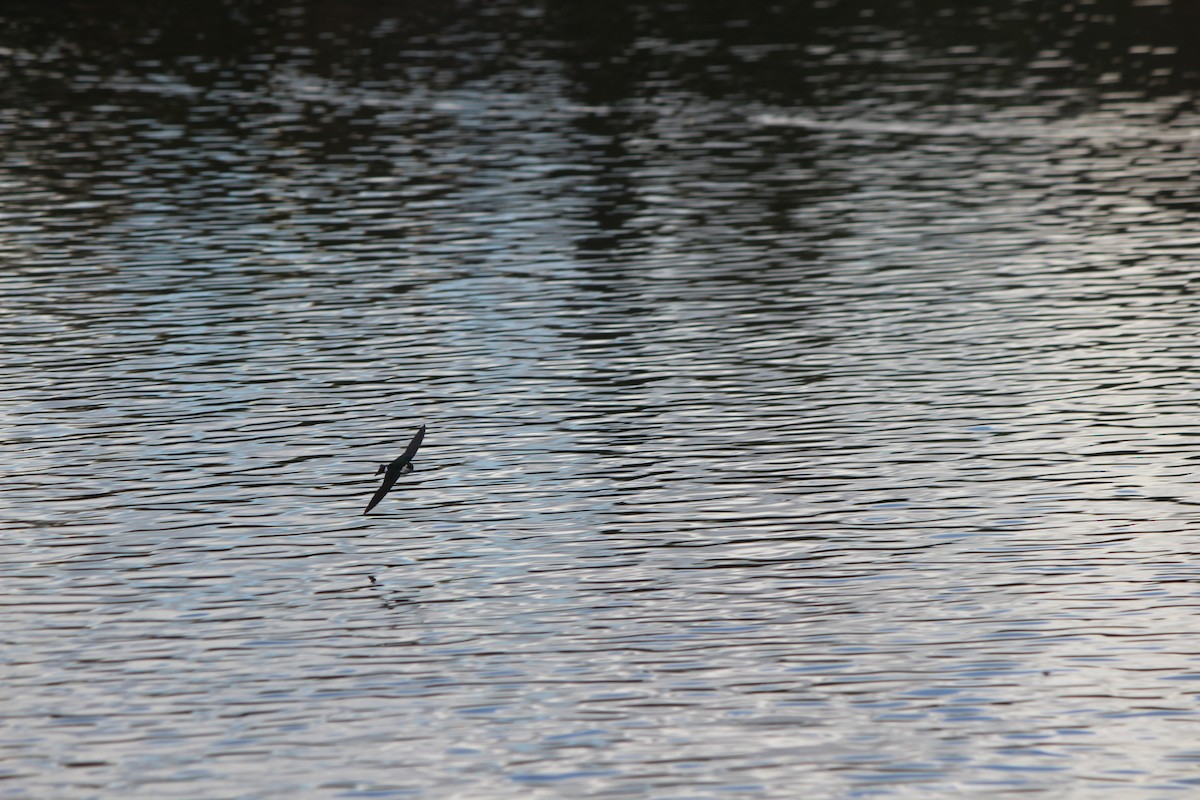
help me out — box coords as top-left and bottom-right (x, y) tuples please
(396, 424), (426, 467)
(362, 470), (400, 515)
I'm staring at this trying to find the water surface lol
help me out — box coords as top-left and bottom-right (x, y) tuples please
(4, 1), (1200, 797)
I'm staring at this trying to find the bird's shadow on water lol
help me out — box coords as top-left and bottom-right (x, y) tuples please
(315, 573), (434, 627)
(364, 573), (420, 611)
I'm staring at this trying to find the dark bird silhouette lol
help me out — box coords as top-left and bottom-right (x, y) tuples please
(362, 425), (425, 515)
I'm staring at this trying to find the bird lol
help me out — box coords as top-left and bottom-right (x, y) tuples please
(362, 424), (426, 515)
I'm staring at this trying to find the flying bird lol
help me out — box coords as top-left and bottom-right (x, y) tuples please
(362, 424), (426, 515)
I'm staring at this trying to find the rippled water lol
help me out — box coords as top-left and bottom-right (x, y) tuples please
(5, 1), (1200, 797)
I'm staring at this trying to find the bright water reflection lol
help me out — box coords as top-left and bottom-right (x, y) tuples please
(4, 1), (1200, 797)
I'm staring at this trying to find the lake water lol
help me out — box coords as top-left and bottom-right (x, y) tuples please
(5, 1), (1200, 797)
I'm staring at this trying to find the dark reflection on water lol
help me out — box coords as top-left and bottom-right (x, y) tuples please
(5, 0), (1200, 797)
